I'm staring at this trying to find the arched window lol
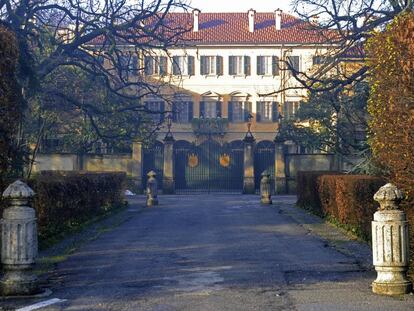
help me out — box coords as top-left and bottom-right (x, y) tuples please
(200, 92), (221, 118)
(172, 94), (193, 123)
(228, 92), (252, 123)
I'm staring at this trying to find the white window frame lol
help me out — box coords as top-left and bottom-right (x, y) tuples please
(233, 56), (244, 76)
(205, 56), (217, 75)
(174, 56), (188, 75)
(230, 97), (248, 122)
(145, 98), (164, 122)
(262, 56), (273, 76)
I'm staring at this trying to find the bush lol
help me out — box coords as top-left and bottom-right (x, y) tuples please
(1, 171), (126, 245)
(366, 10), (414, 277)
(297, 172), (385, 240)
(320, 175), (385, 240)
(296, 171), (342, 216)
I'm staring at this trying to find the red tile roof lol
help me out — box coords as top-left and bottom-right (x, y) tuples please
(165, 12), (333, 45)
(89, 12), (334, 46)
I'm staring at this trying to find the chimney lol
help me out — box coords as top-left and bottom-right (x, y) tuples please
(248, 9), (256, 33)
(311, 15), (319, 25)
(193, 9), (200, 32)
(275, 9), (282, 30)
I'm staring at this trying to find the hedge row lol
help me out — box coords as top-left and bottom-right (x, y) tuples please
(1, 171), (126, 244)
(297, 171), (385, 240)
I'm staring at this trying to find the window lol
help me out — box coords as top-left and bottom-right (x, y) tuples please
(229, 99), (252, 122)
(257, 56), (279, 76)
(172, 95), (193, 123)
(144, 56), (167, 76)
(120, 54), (138, 77)
(256, 101), (278, 122)
(172, 56), (195, 76)
(200, 56), (223, 75)
(287, 56), (300, 72)
(200, 99), (221, 118)
(145, 99), (165, 123)
(283, 101), (300, 120)
(312, 55), (333, 65)
(229, 56), (251, 75)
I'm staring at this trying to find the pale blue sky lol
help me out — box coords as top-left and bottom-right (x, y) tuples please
(189, 0), (294, 13)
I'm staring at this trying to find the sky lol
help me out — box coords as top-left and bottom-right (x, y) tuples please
(189, 0), (294, 14)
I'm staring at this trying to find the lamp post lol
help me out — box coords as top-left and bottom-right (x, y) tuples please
(274, 113), (286, 194)
(163, 114), (175, 194)
(243, 112), (255, 194)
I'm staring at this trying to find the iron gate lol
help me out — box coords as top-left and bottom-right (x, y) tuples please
(174, 139), (244, 193)
(254, 140), (275, 193)
(143, 141), (164, 190)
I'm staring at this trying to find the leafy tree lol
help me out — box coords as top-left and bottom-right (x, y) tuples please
(0, 26), (23, 182)
(366, 10), (414, 274)
(279, 82), (369, 158)
(366, 11), (414, 203)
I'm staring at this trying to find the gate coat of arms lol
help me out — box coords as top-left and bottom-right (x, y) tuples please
(188, 153), (199, 168)
(219, 154), (230, 167)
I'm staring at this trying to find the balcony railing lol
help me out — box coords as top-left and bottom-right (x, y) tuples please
(191, 118), (229, 136)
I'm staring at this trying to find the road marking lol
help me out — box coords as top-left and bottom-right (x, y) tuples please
(16, 298), (67, 311)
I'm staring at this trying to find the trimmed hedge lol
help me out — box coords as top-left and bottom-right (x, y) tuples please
(296, 171), (342, 216)
(1, 171), (126, 244)
(297, 172), (385, 240)
(319, 175), (385, 240)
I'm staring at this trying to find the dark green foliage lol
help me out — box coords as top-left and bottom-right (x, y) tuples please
(279, 82), (369, 155)
(0, 26), (23, 183)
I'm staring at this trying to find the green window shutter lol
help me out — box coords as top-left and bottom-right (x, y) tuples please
(144, 56), (153, 75)
(288, 56), (300, 72)
(244, 101), (252, 121)
(131, 56), (138, 76)
(272, 56), (279, 76)
(172, 56), (180, 75)
(256, 102), (262, 122)
(200, 56), (207, 75)
(216, 101), (222, 117)
(244, 56), (251, 75)
(188, 56), (195, 75)
(216, 56), (223, 75)
(228, 102), (233, 122)
(172, 102), (178, 122)
(272, 102), (279, 122)
(229, 56), (235, 75)
(160, 102), (165, 122)
(200, 101), (205, 117)
(159, 56), (167, 75)
(257, 56), (263, 75)
(188, 102), (194, 121)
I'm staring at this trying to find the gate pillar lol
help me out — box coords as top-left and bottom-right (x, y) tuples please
(243, 133), (255, 194)
(274, 133), (286, 194)
(163, 132), (175, 194)
(131, 141), (144, 194)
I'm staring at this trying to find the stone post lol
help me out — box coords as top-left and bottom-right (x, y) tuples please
(260, 172), (272, 205)
(274, 134), (286, 194)
(146, 171), (159, 207)
(372, 183), (412, 295)
(243, 133), (255, 194)
(163, 133), (175, 194)
(1, 180), (39, 296)
(131, 141), (144, 193)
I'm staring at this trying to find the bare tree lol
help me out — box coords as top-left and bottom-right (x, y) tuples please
(282, 0), (413, 93)
(0, 0), (191, 155)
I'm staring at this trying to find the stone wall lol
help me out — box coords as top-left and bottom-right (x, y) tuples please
(32, 150), (337, 194)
